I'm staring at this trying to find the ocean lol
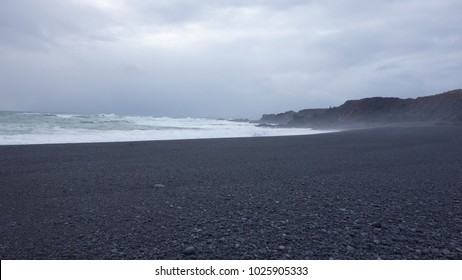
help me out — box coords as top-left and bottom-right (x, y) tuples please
(0, 111), (331, 145)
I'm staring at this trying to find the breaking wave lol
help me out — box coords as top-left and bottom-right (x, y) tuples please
(0, 112), (334, 145)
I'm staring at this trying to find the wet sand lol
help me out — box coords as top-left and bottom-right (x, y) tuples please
(1, 125), (461, 259)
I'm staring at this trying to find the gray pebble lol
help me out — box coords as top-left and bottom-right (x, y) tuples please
(347, 245), (354, 251)
(183, 246), (196, 255)
(154, 184), (166, 188)
(442, 249), (450, 255)
(372, 222), (383, 229)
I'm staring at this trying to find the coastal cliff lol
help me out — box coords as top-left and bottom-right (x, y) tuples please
(259, 89), (462, 128)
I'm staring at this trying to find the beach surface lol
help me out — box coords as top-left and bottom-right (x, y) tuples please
(1, 126), (462, 259)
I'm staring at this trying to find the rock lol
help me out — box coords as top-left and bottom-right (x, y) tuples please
(278, 245), (285, 250)
(415, 249), (422, 255)
(431, 248), (439, 254)
(183, 246), (196, 255)
(154, 184), (166, 188)
(192, 228), (202, 233)
(347, 245), (354, 251)
(442, 249), (450, 256)
(372, 222), (383, 229)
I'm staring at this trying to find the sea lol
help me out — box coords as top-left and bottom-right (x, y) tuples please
(0, 111), (331, 145)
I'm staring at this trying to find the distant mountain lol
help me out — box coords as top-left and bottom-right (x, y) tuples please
(258, 89), (462, 128)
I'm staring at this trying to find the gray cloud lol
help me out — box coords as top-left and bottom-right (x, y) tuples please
(1, 0), (461, 117)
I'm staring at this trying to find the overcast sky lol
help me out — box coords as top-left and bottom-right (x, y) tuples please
(1, 0), (461, 117)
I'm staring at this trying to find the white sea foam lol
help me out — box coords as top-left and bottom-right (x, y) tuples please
(0, 112), (335, 145)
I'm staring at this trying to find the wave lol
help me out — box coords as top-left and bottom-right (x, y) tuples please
(0, 112), (335, 145)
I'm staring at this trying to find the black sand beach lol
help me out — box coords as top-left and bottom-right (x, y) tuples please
(1, 126), (461, 259)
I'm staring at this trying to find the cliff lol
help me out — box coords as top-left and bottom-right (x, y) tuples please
(259, 110), (297, 124)
(259, 89), (462, 128)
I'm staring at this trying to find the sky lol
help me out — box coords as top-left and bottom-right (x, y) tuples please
(1, 0), (461, 118)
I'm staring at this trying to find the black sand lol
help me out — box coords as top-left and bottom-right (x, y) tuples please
(1, 126), (462, 259)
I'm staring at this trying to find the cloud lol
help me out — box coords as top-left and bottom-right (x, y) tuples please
(1, 0), (461, 117)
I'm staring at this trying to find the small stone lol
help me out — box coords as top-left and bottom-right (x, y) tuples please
(278, 245), (285, 250)
(415, 249), (422, 255)
(192, 228), (202, 233)
(372, 222), (383, 229)
(154, 184), (166, 188)
(183, 246), (196, 255)
(431, 248), (439, 254)
(347, 245), (354, 251)
(442, 249), (450, 256)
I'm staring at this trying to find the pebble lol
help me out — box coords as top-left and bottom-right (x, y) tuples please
(192, 228), (202, 233)
(278, 245), (285, 250)
(183, 246), (196, 255)
(154, 184), (166, 188)
(372, 222), (383, 229)
(347, 245), (354, 251)
(431, 248), (439, 254)
(415, 249), (422, 255)
(442, 249), (450, 256)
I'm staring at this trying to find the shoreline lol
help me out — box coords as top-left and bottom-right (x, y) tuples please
(0, 128), (339, 147)
(1, 125), (462, 259)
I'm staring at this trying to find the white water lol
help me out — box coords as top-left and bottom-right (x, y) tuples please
(0, 112), (333, 145)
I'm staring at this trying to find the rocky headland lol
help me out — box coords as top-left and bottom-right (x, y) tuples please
(258, 89), (462, 129)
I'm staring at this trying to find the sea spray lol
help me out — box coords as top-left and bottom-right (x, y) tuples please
(0, 112), (333, 145)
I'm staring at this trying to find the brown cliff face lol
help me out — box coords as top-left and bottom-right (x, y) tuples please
(260, 89), (462, 128)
